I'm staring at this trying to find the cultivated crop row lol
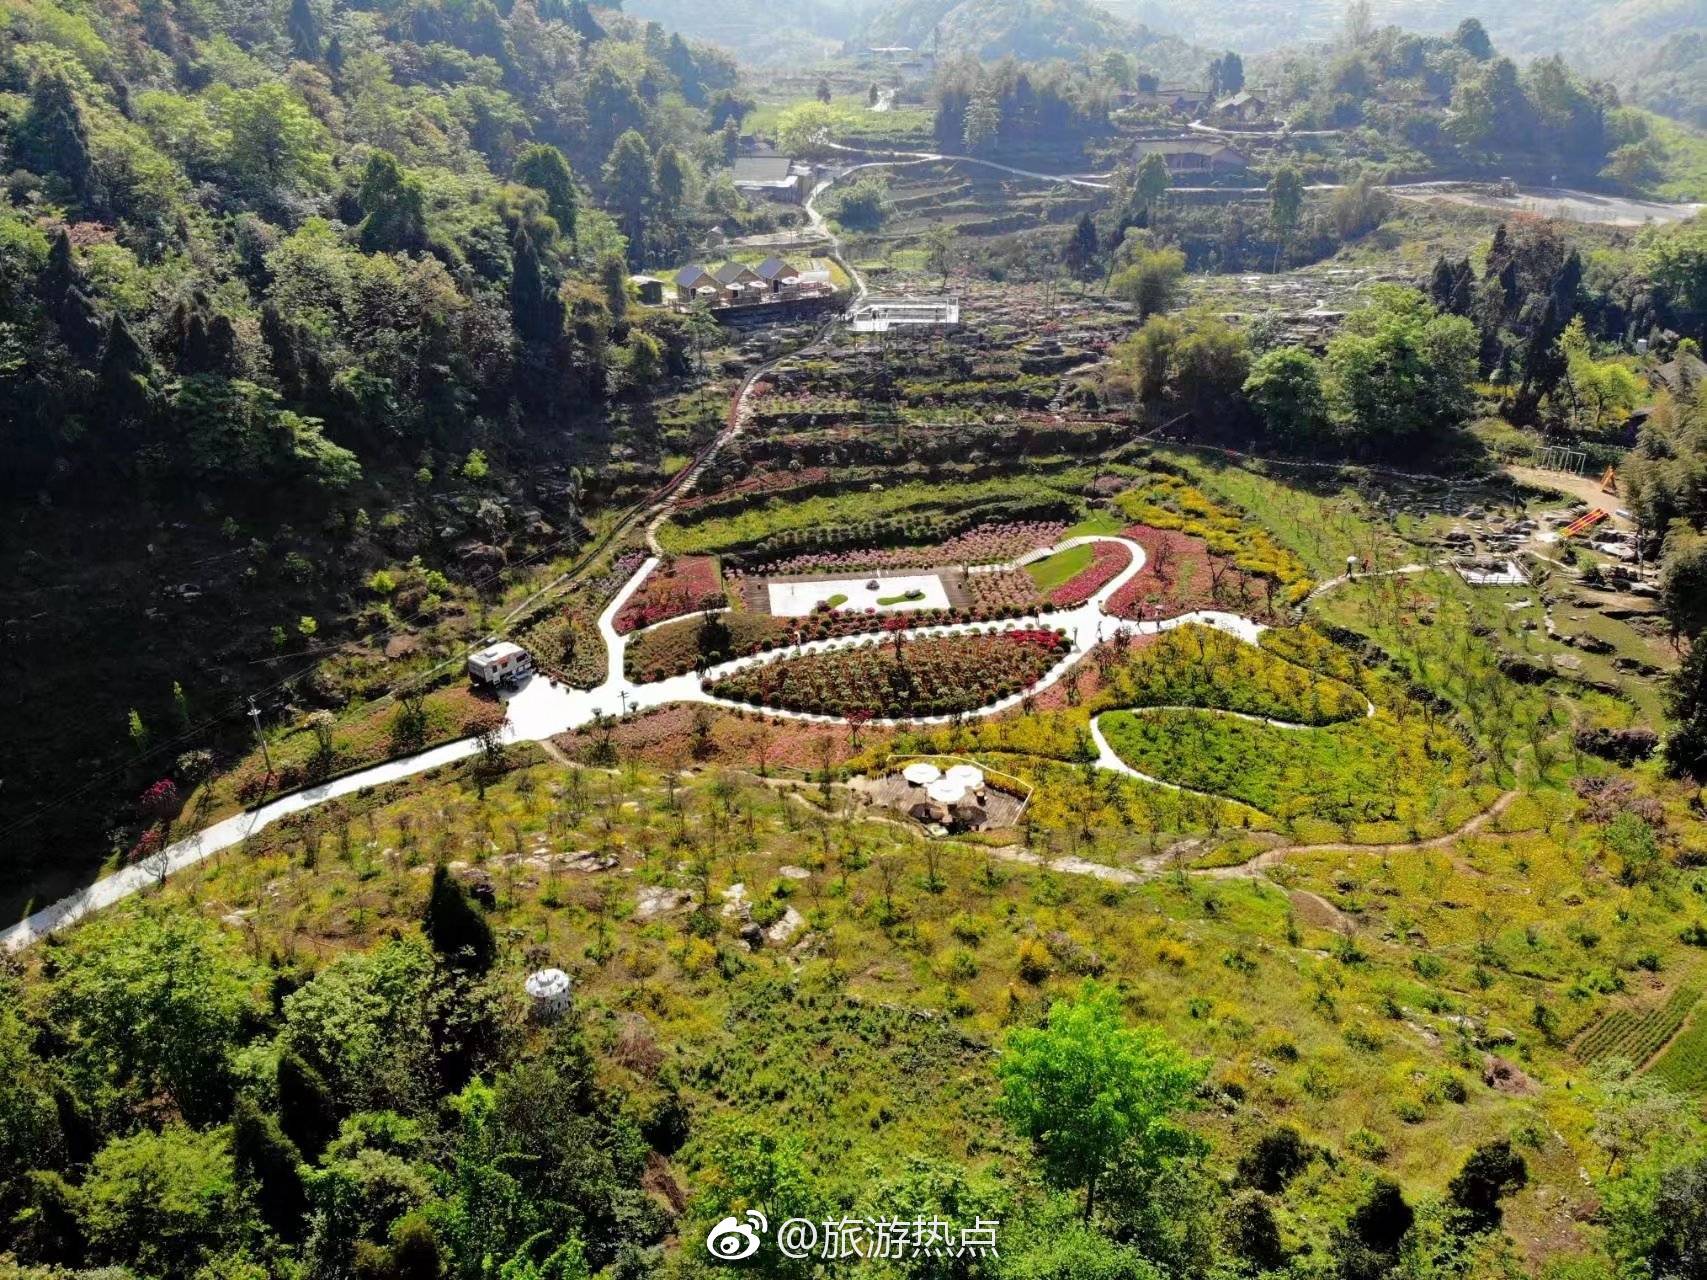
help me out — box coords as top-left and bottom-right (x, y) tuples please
(1574, 984), (1703, 1067)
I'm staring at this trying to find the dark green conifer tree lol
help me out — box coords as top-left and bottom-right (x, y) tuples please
(17, 68), (93, 205)
(288, 0), (320, 60)
(231, 1097), (309, 1241)
(423, 864), (496, 973)
(509, 230), (563, 348)
(276, 1052), (337, 1158)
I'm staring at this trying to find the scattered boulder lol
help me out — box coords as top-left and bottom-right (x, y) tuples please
(1496, 653), (1551, 684)
(1574, 726), (1659, 765)
(635, 886), (693, 920)
(765, 907), (806, 947)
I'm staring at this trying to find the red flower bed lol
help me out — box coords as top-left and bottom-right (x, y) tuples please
(705, 628), (1068, 719)
(746, 521), (1068, 577)
(1106, 525), (1222, 621)
(614, 556), (725, 634)
(1047, 542), (1131, 606)
(624, 599), (1062, 682)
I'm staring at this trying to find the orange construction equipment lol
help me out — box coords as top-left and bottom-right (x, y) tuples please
(1600, 465), (1618, 495)
(1563, 508), (1610, 538)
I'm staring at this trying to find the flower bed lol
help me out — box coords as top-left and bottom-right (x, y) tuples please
(704, 628), (1069, 719)
(553, 704), (890, 771)
(614, 556), (725, 634)
(591, 551), (648, 603)
(625, 600), (1060, 682)
(968, 569), (1041, 611)
(1045, 541), (1130, 606)
(1105, 526), (1222, 621)
(1114, 473), (1310, 604)
(745, 521), (1067, 577)
(624, 611), (785, 682)
(517, 550), (648, 686)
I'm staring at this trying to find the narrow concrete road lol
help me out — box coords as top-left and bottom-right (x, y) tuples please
(1, 533), (1291, 950)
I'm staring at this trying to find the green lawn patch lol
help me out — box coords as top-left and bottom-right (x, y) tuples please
(1097, 705), (1490, 839)
(1024, 544), (1096, 591)
(876, 589), (925, 605)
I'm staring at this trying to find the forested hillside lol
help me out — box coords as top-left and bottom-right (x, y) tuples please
(0, 0), (745, 900)
(1098, 0), (1707, 126)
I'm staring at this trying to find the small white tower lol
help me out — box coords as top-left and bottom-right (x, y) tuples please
(525, 968), (573, 1021)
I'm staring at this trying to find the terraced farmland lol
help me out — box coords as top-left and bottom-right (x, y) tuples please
(1651, 1005), (1707, 1092)
(1573, 984), (1703, 1068)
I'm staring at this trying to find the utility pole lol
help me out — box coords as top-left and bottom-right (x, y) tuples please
(248, 698), (273, 786)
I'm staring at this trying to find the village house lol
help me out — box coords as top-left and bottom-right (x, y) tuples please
(731, 153), (804, 203)
(674, 263), (718, 305)
(629, 274), (665, 306)
(712, 260), (766, 304)
(754, 256), (801, 296)
(671, 259), (837, 314)
(1210, 90), (1271, 125)
(1130, 138), (1250, 177)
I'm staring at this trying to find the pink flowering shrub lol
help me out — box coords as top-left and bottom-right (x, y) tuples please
(1048, 542), (1131, 606)
(969, 569), (1041, 611)
(127, 825), (166, 865)
(705, 628), (1067, 718)
(615, 556), (725, 634)
(746, 522), (1068, 577)
(136, 777), (181, 821)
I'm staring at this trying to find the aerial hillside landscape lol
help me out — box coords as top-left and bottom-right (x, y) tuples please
(3, 0), (1707, 1277)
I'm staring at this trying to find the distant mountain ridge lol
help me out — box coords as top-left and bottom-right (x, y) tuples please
(1093, 0), (1706, 126)
(858, 0), (1202, 74)
(617, 0), (866, 65)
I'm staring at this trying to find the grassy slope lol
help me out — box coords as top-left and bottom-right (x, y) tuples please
(55, 737), (1706, 1263)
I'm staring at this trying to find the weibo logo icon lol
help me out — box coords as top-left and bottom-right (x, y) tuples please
(705, 1210), (768, 1261)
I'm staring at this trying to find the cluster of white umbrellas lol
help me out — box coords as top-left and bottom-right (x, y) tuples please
(902, 761), (985, 807)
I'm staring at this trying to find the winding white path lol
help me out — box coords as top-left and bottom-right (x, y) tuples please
(1, 533), (1308, 951)
(0, 137), (1412, 949)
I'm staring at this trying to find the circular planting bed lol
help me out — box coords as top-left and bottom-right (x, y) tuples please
(704, 628), (1069, 719)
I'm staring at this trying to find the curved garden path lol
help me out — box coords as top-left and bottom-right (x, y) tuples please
(0, 146), (1519, 947)
(0, 530), (1301, 950)
(1197, 788), (1525, 878)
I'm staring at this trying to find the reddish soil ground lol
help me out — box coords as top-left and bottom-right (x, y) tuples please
(552, 703), (895, 773)
(1107, 525), (1227, 620)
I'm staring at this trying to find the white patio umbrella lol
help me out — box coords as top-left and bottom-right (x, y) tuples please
(926, 779), (967, 806)
(944, 764), (984, 789)
(902, 762), (942, 786)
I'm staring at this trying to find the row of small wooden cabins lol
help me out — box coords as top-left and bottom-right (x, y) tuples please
(629, 256), (836, 311)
